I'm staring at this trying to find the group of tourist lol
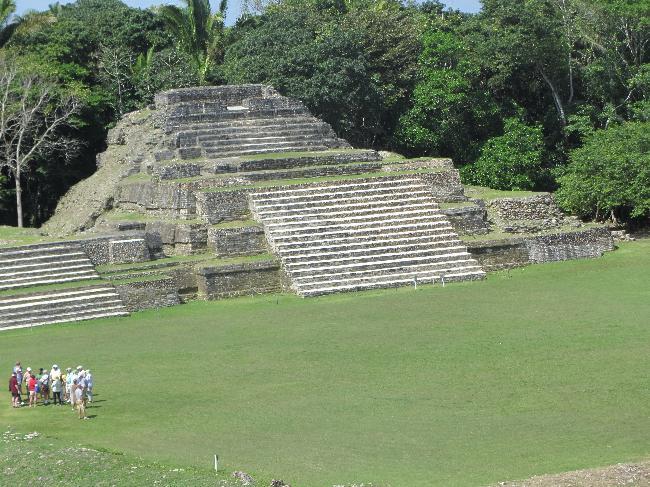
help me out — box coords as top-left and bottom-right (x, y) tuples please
(8, 361), (94, 420)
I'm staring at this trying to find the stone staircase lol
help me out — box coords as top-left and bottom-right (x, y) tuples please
(250, 176), (485, 296)
(0, 243), (100, 291)
(0, 284), (128, 331)
(155, 85), (349, 160)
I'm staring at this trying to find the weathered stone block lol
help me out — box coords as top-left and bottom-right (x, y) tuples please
(196, 260), (283, 299)
(208, 226), (267, 257)
(442, 205), (489, 235)
(526, 227), (614, 263)
(195, 191), (250, 224)
(109, 238), (150, 264)
(115, 277), (181, 312)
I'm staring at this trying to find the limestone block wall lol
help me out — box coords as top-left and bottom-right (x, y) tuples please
(488, 194), (565, 221)
(117, 180), (197, 219)
(526, 227), (614, 263)
(75, 235), (161, 265)
(115, 278), (181, 312)
(466, 239), (530, 271)
(108, 238), (151, 264)
(196, 260), (284, 299)
(416, 171), (466, 202)
(442, 206), (489, 235)
(208, 226), (268, 257)
(466, 227), (615, 271)
(155, 85), (279, 108)
(195, 191), (250, 224)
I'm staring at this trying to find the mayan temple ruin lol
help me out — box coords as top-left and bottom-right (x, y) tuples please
(0, 85), (615, 330)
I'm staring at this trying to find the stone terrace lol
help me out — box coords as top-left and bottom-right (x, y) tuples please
(251, 176), (484, 296)
(0, 84), (613, 329)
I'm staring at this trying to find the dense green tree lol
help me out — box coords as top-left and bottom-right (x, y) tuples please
(461, 118), (545, 191)
(0, 0), (17, 47)
(394, 12), (502, 162)
(224, 2), (421, 147)
(556, 121), (650, 222)
(159, 0), (228, 83)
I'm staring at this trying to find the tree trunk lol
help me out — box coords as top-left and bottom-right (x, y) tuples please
(539, 67), (567, 127)
(15, 165), (23, 228)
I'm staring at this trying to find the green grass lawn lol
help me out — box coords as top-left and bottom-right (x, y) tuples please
(1, 240), (650, 486)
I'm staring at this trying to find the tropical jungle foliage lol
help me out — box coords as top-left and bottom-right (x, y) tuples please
(0, 0), (648, 226)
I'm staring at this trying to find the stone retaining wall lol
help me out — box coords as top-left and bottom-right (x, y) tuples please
(74, 234), (159, 265)
(488, 194), (564, 221)
(467, 227), (615, 271)
(416, 171), (466, 202)
(442, 206), (489, 235)
(526, 227), (614, 263)
(115, 277), (181, 312)
(196, 260), (283, 299)
(208, 226), (268, 256)
(195, 191), (251, 224)
(466, 239), (529, 271)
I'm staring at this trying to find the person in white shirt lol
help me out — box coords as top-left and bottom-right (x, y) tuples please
(85, 370), (94, 403)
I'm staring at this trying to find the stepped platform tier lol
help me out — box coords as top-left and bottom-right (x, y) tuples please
(0, 242), (101, 291)
(153, 85), (350, 160)
(0, 284), (128, 331)
(250, 176), (485, 296)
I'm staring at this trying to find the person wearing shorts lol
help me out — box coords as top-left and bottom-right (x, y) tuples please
(28, 374), (37, 407)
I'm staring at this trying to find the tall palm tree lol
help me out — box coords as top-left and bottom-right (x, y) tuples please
(0, 0), (17, 47)
(159, 0), (228, 83)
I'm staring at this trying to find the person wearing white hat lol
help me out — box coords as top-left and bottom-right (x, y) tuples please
(67, 368), (78, 407)
(50, 365), (63, 405)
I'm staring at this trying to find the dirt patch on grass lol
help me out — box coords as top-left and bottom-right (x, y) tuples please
(493, 460), (650, 486)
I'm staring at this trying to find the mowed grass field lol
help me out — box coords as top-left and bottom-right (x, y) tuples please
(1, 240), (649, 486)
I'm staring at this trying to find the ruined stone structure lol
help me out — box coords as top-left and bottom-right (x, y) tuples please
(0, 85), (615, 330)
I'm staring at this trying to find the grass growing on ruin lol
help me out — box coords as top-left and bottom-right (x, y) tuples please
(1, 240), (650, 486)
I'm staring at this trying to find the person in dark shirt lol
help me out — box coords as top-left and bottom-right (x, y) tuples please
(9, 372), (19, 408)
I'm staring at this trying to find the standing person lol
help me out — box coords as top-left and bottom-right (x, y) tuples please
(13, 362), (23, 397)
(39, 370), (50, 405)
(73, 380), (88, 420)
(61, 368), (68, 403)
(65, 368), (73, 404)
(9, 372), (19, 408)
(23, 368), (32, 400)
(85, 370), (93, 403)
(28, 373), (37, 407)
(51, 372), (63, 405)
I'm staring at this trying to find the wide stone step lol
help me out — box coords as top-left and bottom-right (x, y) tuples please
(166, 108), (312, 127)
(265, 208), (445, 233)
(267, 215), (450, 239)
(299, 268), (485, 297)
(0, 272), (100, 291)
(270, 222), (455, 245)
(0, 286), (118, 307)
(252, 177), (423, 200)
(0, 252), (88, 266)
(204, 139), (335, 154)
(254, 190), (433, 213)
(0, 243), (80, 259)
(200, 134), (333, 149)
(0, 298), (125, 322)
(201, 144), (333, 159)
(171, 116), (325, 135)
(294, 261), (484, 288)
(277, 234), (463, 255)
(0, 308), (129, 331)
(288, 252), (475, 278)
(188, 125), (331, 143)
(281, 242), (467, 264)
(260, 201), (440, 224)
(0, 261), (96, 279)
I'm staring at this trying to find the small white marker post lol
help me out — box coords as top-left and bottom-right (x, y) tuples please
(413, 276), (418, 290)
(214, 454), (219, 473)
(441, 273), (446, 287)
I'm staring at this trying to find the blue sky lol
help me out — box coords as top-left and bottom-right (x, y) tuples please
(17, 0), (482, 23)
